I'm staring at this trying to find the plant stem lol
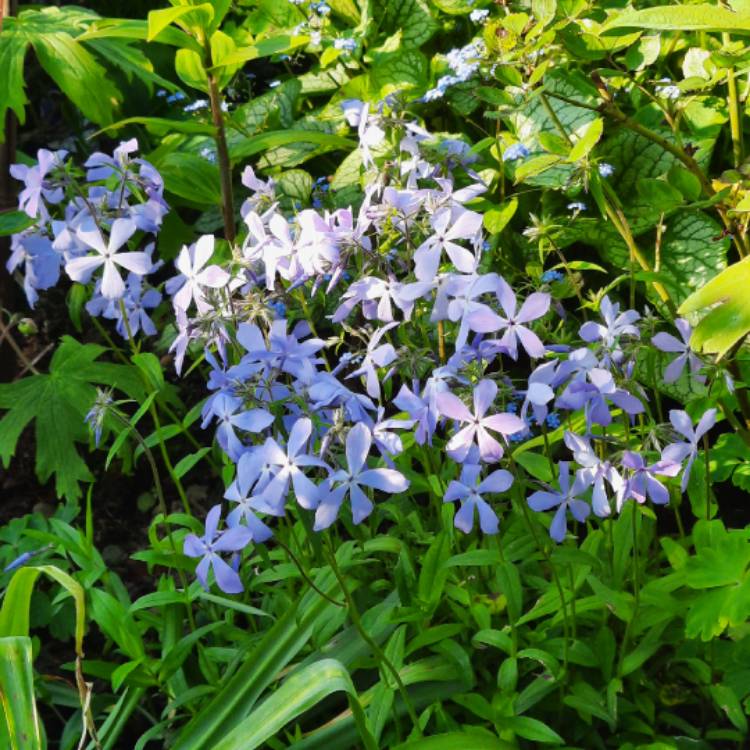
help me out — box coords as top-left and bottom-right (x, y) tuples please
(546, 90), (750, 258)
(724, 36), (744, 168)
(119, 300), (192, 516)
(206, 67), (236, 249)
(323, 543), (423, 735)
(110, 410), (196, 632)
(511, 468), (571, 672)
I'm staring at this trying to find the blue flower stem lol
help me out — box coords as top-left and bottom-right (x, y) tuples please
(275, 536), (345, 607)
(119, 300), (192, 517)
(617, 503), (640, 678)
(108, 406), (196, 632)
(510, 462), (570, 673)
(322, 541), (423, 736)
(89, 314), (218, 471)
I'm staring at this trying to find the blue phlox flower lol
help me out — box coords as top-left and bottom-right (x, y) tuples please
(444, 463), (512, 534)
(183, 505), (254, 593)
(314, 423), (409, 530)
(527, 461), (590, 542)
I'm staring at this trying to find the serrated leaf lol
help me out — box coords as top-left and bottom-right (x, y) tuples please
(0, 338), (143, 500)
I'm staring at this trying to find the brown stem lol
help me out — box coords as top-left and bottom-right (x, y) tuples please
(204, 49), (236, 249)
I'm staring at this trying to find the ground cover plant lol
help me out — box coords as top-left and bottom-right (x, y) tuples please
(2, 0), (750, 748)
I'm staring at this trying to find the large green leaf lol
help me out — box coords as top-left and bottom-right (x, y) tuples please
(394, 734), (513, 750)
(76, 17), (201, 52)
(213, 35), (310, 67)
(0, 337), (143, 500)
(604, 5), (750, 33)
(374, 0), (438, 48)
(0, 637), (41, 750)
(31, 32), (121, 127)
(679, 254), (750, 357)
(212, 659), (377, 750)
(84, 38), (179, 95)
(0, 34), (29, 135)
(154, 152), (222, 205)
(368, 48), (427, 98)
(656, 211), (728, 305)
(172, 559), (344, 750)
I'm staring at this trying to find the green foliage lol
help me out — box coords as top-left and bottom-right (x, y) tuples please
(0, 338), (143, 500)
(5, 0), (750, 747)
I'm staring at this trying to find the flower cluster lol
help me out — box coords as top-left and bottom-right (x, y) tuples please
(10, 100), (714, 596)
(8, 140), (168, 337)
(161, 102), (714, 592)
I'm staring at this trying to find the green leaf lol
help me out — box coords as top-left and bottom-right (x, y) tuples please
(231, 128), (355, 165)
(77, 17), (201, 53)
(604, 5), (750, 34)
(624, 34), (661, 71)
(678, 253), (750, 357)
(172, 561), (343, 749)
(515, 451), (553, 482)
(147, 4), (214, 41)
(0, 34), (29, 136)
(0, 338), (143, 500)
(0, 212), (36, 237)
(89, 589), (145, 661)
(277, 170), (313, 205)
(154, 152), (222, 205)
(0, 637), (41, 750)
(175, 48), (208, 93)
(31, 32), (121, 127)
(568, 117), (604, 162)
(443, 550), (501, 567)
(418, 533), (450, 615)
(131, 352), (164, 393)
(502, 716), (564, 744)
(0, 565), (86, 657)
(635, 178), (683, 213)
(394, 734), (514, 750)
(84, 37), (179, 96)
(173, 448), (212, 480)
(92, 116), (216, 137)
(212, 35), (310, 67)
(483, 198), (518, 234)
(368, 48), (427, 98)
(710, 684), (748, 733)
(375, 0), (438, 48)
